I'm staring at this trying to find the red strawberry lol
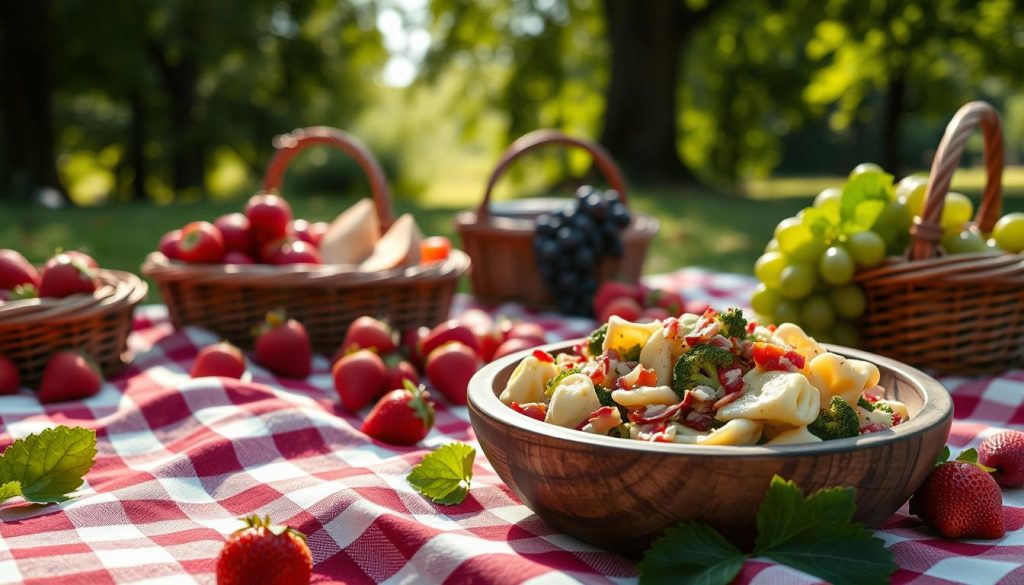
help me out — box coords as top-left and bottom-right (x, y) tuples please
(37, 351), (102, 403)
(0, 249), (40, 291)
(245, 193), (292, 244)
(361, 381), (435, 445)
(332, 349), (387, 412)
(639, 307), (671, 322)
(980, 431), (1024, 488)
(492, 337), (540, 361)
(910, 450), (1005, 539)
(401, 326), (431, 368)
(179, 221), (225, 263)
(191, 342), (246, 379)
(39, 253), (98, 298)
(593, 281), (639, 316)
(159, 229), (183, 260)
(215, 213), (256, 255)
(61, 250), (99, 269)
(0, 355), (19, 394)
(253, 310), (311, 379)
(222, 251), (256, 265)
(598, 296), (642, 323)
(506, 322), (546, 345)
(425, 341), (482, 405)
(384, 355), (420, 391)
(421, 320), (480, 359)
(272, 240), (322, 265)
(216, 515), (311, 585)
(342, 316), (397, 355)
(646, 289), (685, 314)
(685, 299), (712, 316)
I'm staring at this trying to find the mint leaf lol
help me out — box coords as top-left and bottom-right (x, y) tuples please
(935, 445), (951, 465)
(638, 522), (746, 585)
(840, 171), (893, 225)
(407, 442), (475, 505)
(754, 476), (896, 585)
(0, 426), (97, 504)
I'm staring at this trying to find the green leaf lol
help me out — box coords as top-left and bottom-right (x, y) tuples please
(0, 481), (22, 502)
(935, 445), (951, 466)
(754, 476), (896, 585)
(956, 448), (978, 464)
(803, 206), (840, 239)
(840, 171), (893, 224)
(0, 426), (97, 504)
(638, 522), (747, 585)
(843, 199), (888, 233)
(407, 442), (475, 505)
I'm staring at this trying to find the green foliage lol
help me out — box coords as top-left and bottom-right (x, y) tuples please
(0, 426), (98, 504)
(407, 442), (476, 505)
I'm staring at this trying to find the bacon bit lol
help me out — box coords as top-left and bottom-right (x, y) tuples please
(585, 354), (611, 386)
(684, 313), (721, 346)
(635, 421), (675, 442)
(511, 401), (547, 421)
(862, 393), (880, 404)
(859, 422), (888, 434)
(752, 342), (805, 372)
(575, 406), (621, 432)
(682, 411), (714, 432)
(616, 364), (658, 390)
(891, 413), (904, 426)
(713, 390), (744, 410)
(663, 317), (680, 339)
(532, 349), (554, 363)
(717, 366), (745, 394)
(746, 321), (758, 335)
(628, 398), (689, 425)
(572, 340), (589, 357)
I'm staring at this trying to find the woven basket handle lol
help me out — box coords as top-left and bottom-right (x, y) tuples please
(479, 129), (628, 217)
(909, 101), (1004, 261)
(261, 126), (396, 231)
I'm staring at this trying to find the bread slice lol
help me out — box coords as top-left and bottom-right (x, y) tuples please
(359, 213), (424, 272)
(320, 199), (380, 265)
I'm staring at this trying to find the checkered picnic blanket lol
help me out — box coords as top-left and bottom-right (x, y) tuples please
(1, 268), (1022, 585)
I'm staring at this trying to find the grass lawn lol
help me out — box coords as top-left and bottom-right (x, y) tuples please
(2, 180), (1022, 302)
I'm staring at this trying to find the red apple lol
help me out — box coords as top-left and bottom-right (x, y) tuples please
(222, 251), (255, 265)
(421, 320), (480, 359)
(214, 213), (255, 255)
(272, 240), (322, 265)
(178, 221), (225, 263)
(245, 193), (292, 244)
(159, 230), (183, 260)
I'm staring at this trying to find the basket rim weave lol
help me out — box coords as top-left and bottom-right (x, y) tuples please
(0, 269), (148, 326)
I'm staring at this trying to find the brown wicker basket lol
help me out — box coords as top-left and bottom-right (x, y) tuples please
(0, 269), (148, 388)
(856, 101), (1024, 374)
(456, 129), (659, 307)
(142, 126), (470, 353)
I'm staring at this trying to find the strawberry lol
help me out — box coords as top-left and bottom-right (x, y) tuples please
(421, 320), (480, 359)
(159, 229), (183, 260)
(492, 337), (540, 361)
(179, 221), (225, 263)
(639, 307), (671, 322)
(425, 341), (482, 405)
(593, 281), (639, 316)
(909, 449), (1005, 540)
(37, 351), (103, 403)
(646, 289), (685, 315)
(506, 322), (546, 345)
(0, 355), (19, 394)
(39, 253), (98, 298)
(214, 213), (256, 255)
(457, 309), (501, 357)
(361, 381), (435, 445)
(685, 299), (712, 316)
(245, 193), (292, 244)
(401, 326), (431, 368)
(253, 310), (311, 379)
(0, 249), (40, 291)
(979, 430), (1024, 488)
(332, 349), (387, 412)
(342, 316), (398, 355)
(384, 354), (420, 391)
(191, 342), (246, 379)
(216, 515), (311, 585)
(60, 250), (99, 269)
(598, 296), (642, 323)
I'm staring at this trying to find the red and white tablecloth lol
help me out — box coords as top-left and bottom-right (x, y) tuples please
(0, 268), (1022, 585)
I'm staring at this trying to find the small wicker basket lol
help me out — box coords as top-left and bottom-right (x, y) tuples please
(142, 127), (470, 354)
(456, 129), (659, 308)
(0, 269), (148, 388)
(856, 101), (1024, 374)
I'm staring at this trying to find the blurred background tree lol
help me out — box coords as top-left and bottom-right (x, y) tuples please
(1, 0), (1022, 205)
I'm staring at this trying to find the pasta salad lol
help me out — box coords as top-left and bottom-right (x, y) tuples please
(499, 308), (907, 446)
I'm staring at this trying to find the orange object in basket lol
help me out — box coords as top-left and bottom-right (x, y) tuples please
(420, 237), (451, 263)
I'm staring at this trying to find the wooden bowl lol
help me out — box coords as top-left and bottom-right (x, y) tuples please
(467, 341), (953, 556)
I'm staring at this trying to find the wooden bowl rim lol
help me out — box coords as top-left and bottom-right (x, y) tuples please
(468, 339), (953, 458)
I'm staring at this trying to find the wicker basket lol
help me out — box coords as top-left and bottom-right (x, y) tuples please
(0, 269), (148, 388)
(456, 129), (659, 307)
(856, 101), (1024, 374)
(142, 126), (470, 353)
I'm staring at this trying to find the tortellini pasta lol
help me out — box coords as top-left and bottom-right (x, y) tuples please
(806, 353), (881, 406)
(639, 326), (685, 386)
(716, 369), (820, 427)
(611, 385), (680, 408)
(603, 316), (661, 355)
(772, 323), (825, 362)
(499, 355), (558, 405)
(765, 426), (822, 445)
(697, 418), (764, 446)
(545, 373), (602, 428)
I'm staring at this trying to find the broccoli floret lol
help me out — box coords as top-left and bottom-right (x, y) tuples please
(807, 396), (860, 440)
(545, 367), (581, 396)
(671, 344), (733, 398)
(873, 401), (894, 414)
(587, 323), (608, 357)
(857, 396), (875, 411)
(716, 307), (749, 339)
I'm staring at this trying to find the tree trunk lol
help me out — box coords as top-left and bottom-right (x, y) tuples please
(881, 73), (906, 176)
(599, 0), (695, 185)
(0, 0), (67, 203)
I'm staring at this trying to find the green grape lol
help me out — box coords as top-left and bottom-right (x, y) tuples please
(940, 192), (973, 235)
(765, 238), (781, 252)
(802, 295), (836, 331)
(847, 231), (886, 268)
(818, 245), (855, 285)
(895, 175), (928, 207)
(778, 262), (816, 300)
(777, 219), (825, 262)
(832, 320), (860, 347)
(813, 187), (842, 210)
(849, 163), (884, 179)
(941, 226), (988, 254)
(751, 283), (782, 316)
(773, 299), (802, 325)
(831, 284), (866, 319)
(872, 199), (912, 255)
(754, 251), (788, 289)
(992, 212), (1024, 253)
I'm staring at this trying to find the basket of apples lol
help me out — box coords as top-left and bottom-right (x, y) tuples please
(142, 127), (470, 353)
(455, 129), (659, 315)
(0, 249), (148, 387)
(751, 101), (1024, 374)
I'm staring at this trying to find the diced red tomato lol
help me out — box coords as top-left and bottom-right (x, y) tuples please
(746, 321), (758, 335)
(420, 236), (451, 263)
(662, 317), (680, 339)
(616, 364), (658, 390)
(585, 354), (611, 386)
(752, 342), (805, 372)
(511, 401), (547, 421)
(532, 349), (554, 363)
